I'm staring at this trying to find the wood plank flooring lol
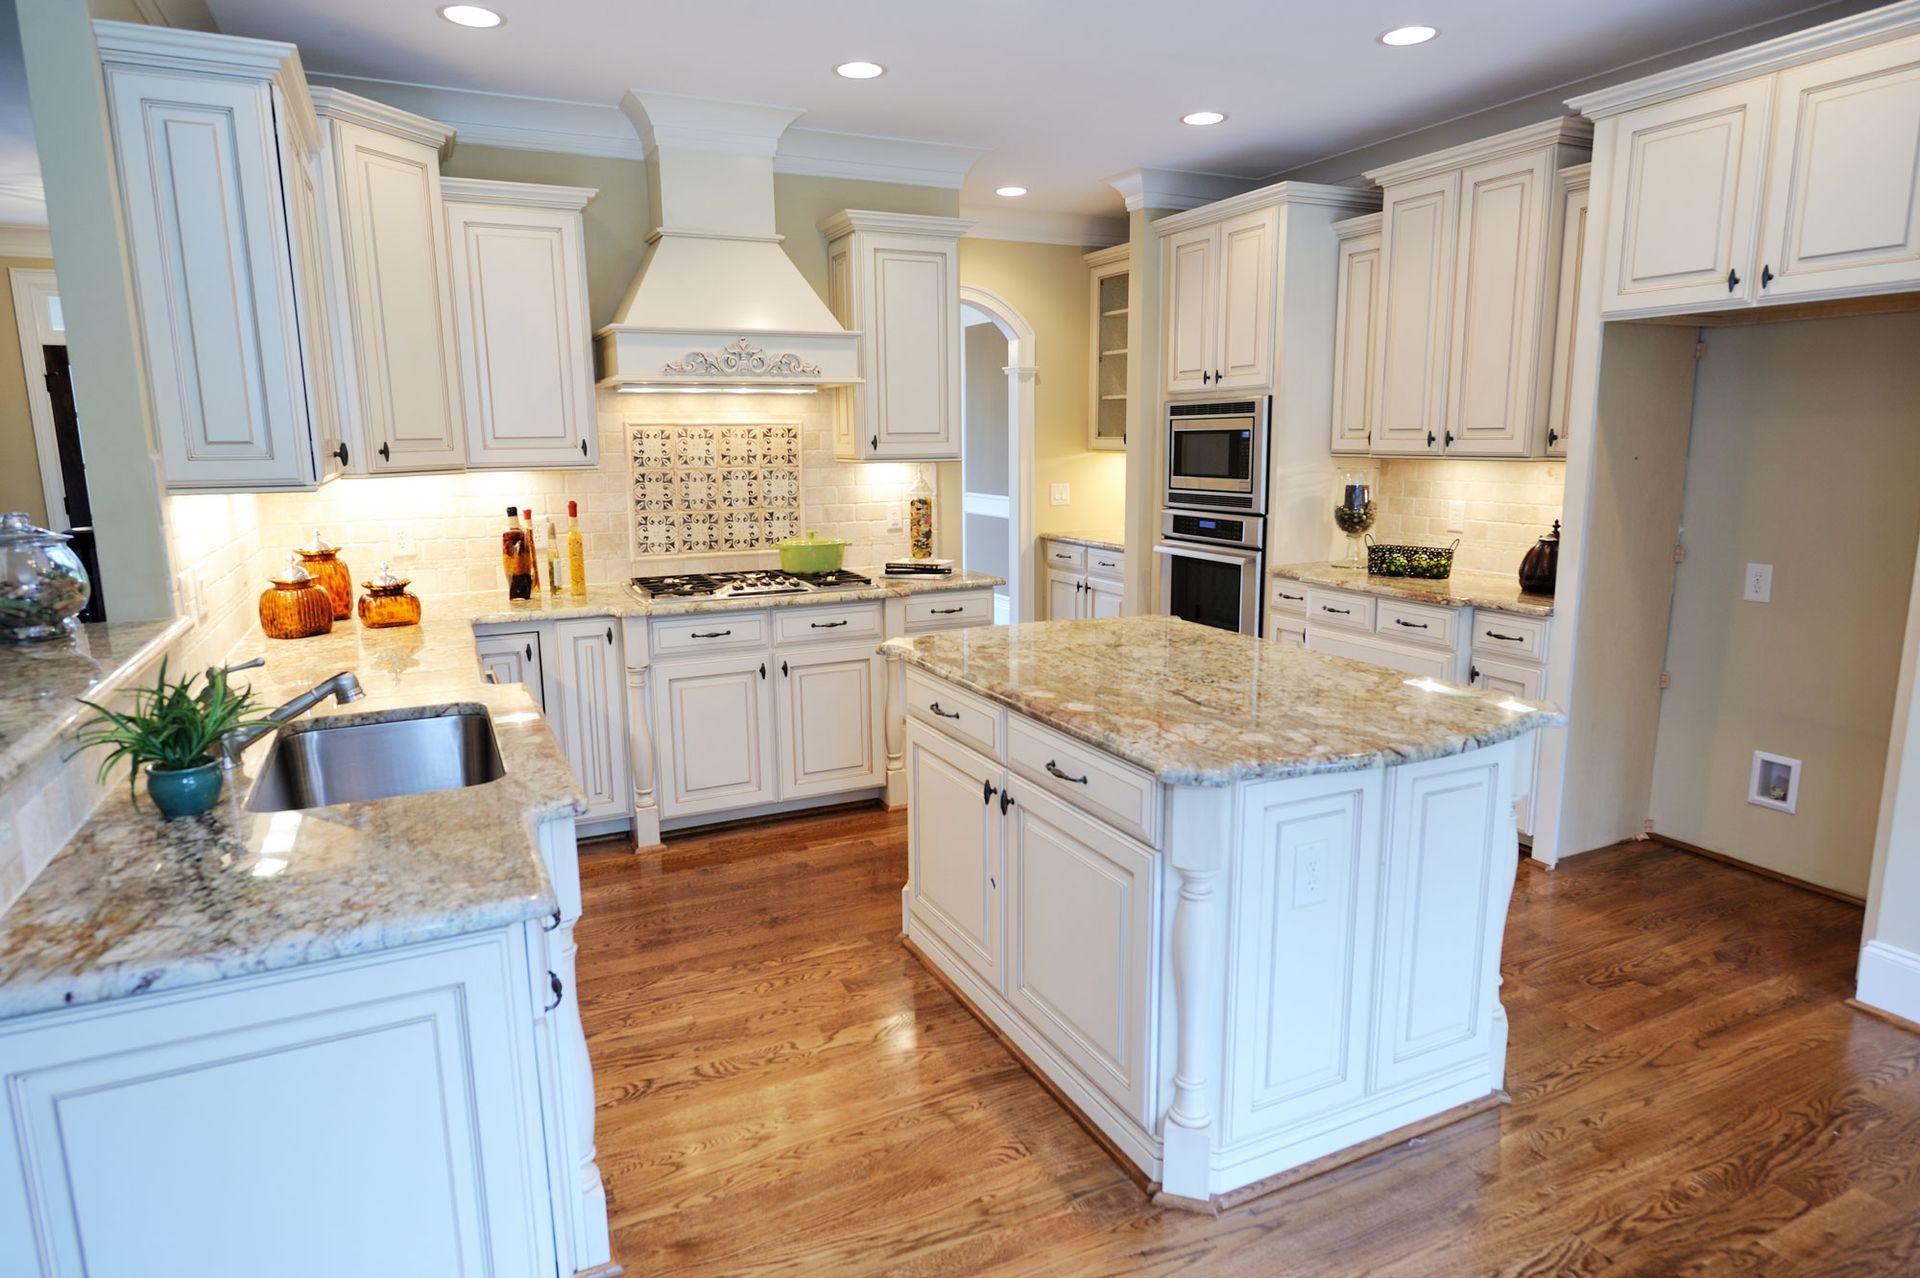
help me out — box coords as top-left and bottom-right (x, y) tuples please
(574, 807), (1920, 1276)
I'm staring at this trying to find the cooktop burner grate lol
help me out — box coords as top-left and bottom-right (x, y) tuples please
(628, 568), (873, 599)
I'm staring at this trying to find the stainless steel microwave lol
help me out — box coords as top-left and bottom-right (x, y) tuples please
(1165, 397), (1270, 513)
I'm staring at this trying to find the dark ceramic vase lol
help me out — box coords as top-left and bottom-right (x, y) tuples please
(146, 759), (223, 819)
(1518, 521), (1561, 596)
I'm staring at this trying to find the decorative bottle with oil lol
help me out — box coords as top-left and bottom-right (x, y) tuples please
(502, 507), (533, 600)
(566, 500), (586, 597)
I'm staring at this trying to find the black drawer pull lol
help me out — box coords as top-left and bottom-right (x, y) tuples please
(545, 972), (564, 1012)
(759, 662), (767, 679)
(1322, 606), (1351, 615)
(1486, 630), (1525, 643)
(810, 619), (849, 629)
(1394, 619), (1430, 630)
(781, 660), (789, 677)
(606, 626), (613, 644)
(929, 701), (961, 720)
(692, 629), (732, 638)
(1277, 591), (1302, 601)
(1045, 760), (1089, 785)
(524, 642), (532, 660)
(930, 606), (963, 615)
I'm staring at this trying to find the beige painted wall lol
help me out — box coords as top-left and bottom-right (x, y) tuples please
(0, 256), (53, 523)
(1649, 314), (1920, 897)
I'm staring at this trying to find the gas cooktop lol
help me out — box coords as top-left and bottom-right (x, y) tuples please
(627, 569), (874, 600)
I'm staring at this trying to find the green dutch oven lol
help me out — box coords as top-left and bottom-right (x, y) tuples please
(775, 530), (851, 575)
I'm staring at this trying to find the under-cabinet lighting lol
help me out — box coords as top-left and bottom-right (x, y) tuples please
(439, 5), (504, 28)
(1181, 111), (1227, 127)
(616, 384), (820, 395)
(1379, 25), (1439, 46)
(835, 61), (886, 79)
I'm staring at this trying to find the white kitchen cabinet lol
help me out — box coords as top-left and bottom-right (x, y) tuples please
(1300, 585), (1473, 683)
(906, 721), (1005, 991)
(1161, 224), (1217, 394)
(1544, 167), (1591, 459)
(822, 211), (971, 461)
(1470, 612), (1552, 838)
(312, 89), (466, 474)
(1371, 171), (1458, 456)
(1086, 244), (1130, 450)
(1042, 539), (1126, 620)
(552, 619), (631, 827)
(1087, 575), (1125, 620)
(1329, 214), (1382, 456)
(442, 180), (599, 469)
(652, 649), (779, 819)
(776, 643), (885, 800)
(96, 25), (336, 492)
(475, 629), (546, 709)
(1159, 210), (1276, 395)
(1047, 566), (1083, 621)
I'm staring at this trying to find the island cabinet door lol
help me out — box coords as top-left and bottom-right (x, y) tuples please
(652, 651), (779, 818)
(1223, 770), (1383, 1145)
(1370, 752), (1511, 1093)
(906, 722), (1004, 992)
(0, 931), (553, 1278)
(1004, 785), (1158, 1128)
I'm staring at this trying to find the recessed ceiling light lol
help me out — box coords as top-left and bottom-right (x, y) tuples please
(995, 186), (1028, 198)
(439, 4), (503, 27)
(1181, 110), (1227, 127)
(835, 60), (886, 79)
(1379, 24), (1439, 46)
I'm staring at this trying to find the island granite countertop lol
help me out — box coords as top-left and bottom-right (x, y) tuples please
(883, 614), (1563, 786)
(1271, 563), (1554, 618)
(0, 617), (190, 789)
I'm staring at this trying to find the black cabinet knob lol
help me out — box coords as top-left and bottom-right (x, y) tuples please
(1727, 267), (1740, 292)
(331, 442), (349, 465)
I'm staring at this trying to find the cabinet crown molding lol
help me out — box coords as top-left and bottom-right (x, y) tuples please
(1364, 117), (1593, 188)
(1557, 163), (1592, 193)
(1083, 243), (1130, 268)
(1151, 180), (1379, 236)
(818, 209), (975, 240)
(311, 86), (456, 158)
(439, 177), (599, 211)
(1568, 0), (1920, 118)
(1334, 211), (1383, 238)
(92, 20), (320, 152)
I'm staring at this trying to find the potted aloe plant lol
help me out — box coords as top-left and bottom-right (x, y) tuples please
(70, 661), (273, 818)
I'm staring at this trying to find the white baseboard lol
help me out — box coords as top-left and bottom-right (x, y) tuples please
(1856, 939), (1920, 1024)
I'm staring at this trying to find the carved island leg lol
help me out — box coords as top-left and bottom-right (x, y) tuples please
(625, 661), (661, 850)
(1160, 785), (1232, 1205)
(884, 647), (907, 808)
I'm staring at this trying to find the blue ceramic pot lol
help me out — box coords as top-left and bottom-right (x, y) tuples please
(146, 759), (223, 819)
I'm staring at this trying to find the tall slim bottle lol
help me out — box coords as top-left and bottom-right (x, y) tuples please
(503, 506), (533, 600)
(523, 503), (541, 592)
(546, 509), (563, 595)
(566, 500), (587, 597)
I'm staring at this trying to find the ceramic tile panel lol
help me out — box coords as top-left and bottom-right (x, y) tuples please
(632, 422), (802, 559)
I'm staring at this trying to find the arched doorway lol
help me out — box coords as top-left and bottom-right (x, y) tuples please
(957, 284), (1035, 623)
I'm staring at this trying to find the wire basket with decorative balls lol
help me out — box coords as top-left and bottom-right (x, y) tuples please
(1365, 536), (1458, 580)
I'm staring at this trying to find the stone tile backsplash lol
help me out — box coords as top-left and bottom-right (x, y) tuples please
(1360, 458), (1565, 577)
(630, 422), (803, 556)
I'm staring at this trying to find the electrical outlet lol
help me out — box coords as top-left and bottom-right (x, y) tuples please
(1293, 840), (1331, 908)
(886, 503), (903, 531)
(391, 527), (417, 559)
(174, 568), (205, 625)
(1446, 500), (1466, 533)
(1743, 562), (1773, 603)
(1050, 483), (1070, 506)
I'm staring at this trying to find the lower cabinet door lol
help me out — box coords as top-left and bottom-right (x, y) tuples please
(1086, 577), (1124, 619)
(776, 643), (884, 799)
(1047, 568), (1084, 621)
(553, 619), (630, 824)
(1004, 784), (1156, 1127)
(906, 721), (1003, 991)
(475, 629), (545, 710)
(652, 651), (778, 818)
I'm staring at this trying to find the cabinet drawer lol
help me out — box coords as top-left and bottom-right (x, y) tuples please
(1084, 547), (1126, 580)
(652, 611), (769, 656)
(1307, 587), (1375, 633)
(1043, 540), (1086, 572)
(1007, 716), (1159, 846)
(1270, 622), (1306, 648)
(1376, 599), (1457, 650)
(773, 602), (883, 646)
(905, 591), (993, 632)
(1470, 611), (1550, 661)
(906, 668), (1002, 758)
(1269, 580), (1309, 617)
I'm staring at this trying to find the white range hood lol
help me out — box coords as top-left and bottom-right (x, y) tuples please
(596, 92), (859, 391)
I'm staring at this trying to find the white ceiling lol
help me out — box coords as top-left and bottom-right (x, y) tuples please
(201, 0), (1862, 216)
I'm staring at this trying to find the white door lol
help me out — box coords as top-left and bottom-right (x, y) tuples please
(652, 652), (778, 818)
(775, 644), (884, 800)
(445, 198), (596, 468)
(905, 722), (1004, 991)
(1444, 148), (1553, 457)
(1329, 228), (1381, 455)
(1756, 33), (1920, 301)
(1086, 576), (1124, 620)
(1598, 79), (1772, 316)
(1374, 173), (1458, 455)
(869, 237), (961, 459)
(553, 619), (630, 824)
(1213, 208), (1276, 391)
(475, 630), (545, 710)
(1047, 568), (1084, 621)
(1471, 654), (1544, 837)
(1544, 181), (1590, 459)
(1003, 783), (1157, 1127)
(329, 119), (466, 471)
(1162, 224), (1217, 394)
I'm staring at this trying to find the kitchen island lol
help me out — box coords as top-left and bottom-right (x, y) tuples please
(884, 615), (1563, 1209)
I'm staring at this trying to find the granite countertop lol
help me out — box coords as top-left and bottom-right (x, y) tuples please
(1271, 563), (1555, 618)
(453, 566), (1004, 625)
(0, 617), (191, 788)
(883, 615), (1564, 787)
(1045, 531), (1126, 555)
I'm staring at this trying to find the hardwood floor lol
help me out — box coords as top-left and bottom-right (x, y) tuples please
(575, 808), (1920, 1276)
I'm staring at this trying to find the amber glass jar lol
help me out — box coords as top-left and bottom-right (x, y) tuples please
(356, 563), (421, 629)
(295, 529), (352, 620)
(259, 554), (334, 640)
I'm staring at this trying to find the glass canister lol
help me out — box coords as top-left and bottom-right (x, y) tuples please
(0, 512), (93, 642)
(294, 529), (352, 620)
(259, 553), (334, 640)
(907, 472), (934, 560)
(356, 562), (421, 629)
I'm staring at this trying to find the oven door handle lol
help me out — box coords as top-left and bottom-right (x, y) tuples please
(1152, 541), (1262, 566)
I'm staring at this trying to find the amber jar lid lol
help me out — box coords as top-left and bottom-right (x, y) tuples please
(295, 528), (340, 558)
(361, 561), (412, 594)
(267, 552), (320, 588)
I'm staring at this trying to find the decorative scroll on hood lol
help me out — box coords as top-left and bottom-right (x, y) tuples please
(595, 92), (860, 390)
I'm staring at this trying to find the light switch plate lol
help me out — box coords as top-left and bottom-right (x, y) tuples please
(1050, 483), (1070, 506)
(1743, 562), (1773, 603)
(1446, 500), (1466, 533)
(886, 503), (902, 531)
(391, 527), (418, 559)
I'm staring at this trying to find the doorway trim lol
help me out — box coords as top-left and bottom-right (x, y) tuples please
(958, 283), (1036, 622)
(9, 267), (67, 528)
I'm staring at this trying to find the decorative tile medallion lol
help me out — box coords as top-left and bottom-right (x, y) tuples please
(631, 422), (803, 556)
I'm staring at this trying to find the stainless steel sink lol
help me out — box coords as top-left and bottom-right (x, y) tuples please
(245, 709), (506, 812)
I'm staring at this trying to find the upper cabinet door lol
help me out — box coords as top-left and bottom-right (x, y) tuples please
(1162, 225), (1217, 395)
(1756, 32), (1920, 302)
(1213, 209), (1276, 391)
(328, 119), (466, 471)
(1598, 80), (1772, 316)
(444, 192), (597, 469)
(1329, 225), (1381, 456)
(1374, 172), (1458, 455)
(869, 239), (960, 459)
(1444, 148), (1553, 457)
(1545, 178), (1590, 459)
(103, 68), (319, 490)
(275, 103), (345, 483)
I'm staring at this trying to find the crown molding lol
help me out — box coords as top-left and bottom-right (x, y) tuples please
(92, 18), (301, 79)
(960, 206), (1126, 248)
(773, 129), (984, 190)
(1364, 117), (1593, 187)
(1569, 0), (1920, 118)
(439, 177), (599, 210)
(309, 86), (456, 157)
(1084, 243), (1130, 267)
(620, 91), (802, 159)
(819, 210), (975, 240)
(0, 225), (53, 258)
(1333, 211), (1382, 238)
(308, 73), (644, 160)
(1152, 179), (1381, 235)
(1105, 167), (1256, 213)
